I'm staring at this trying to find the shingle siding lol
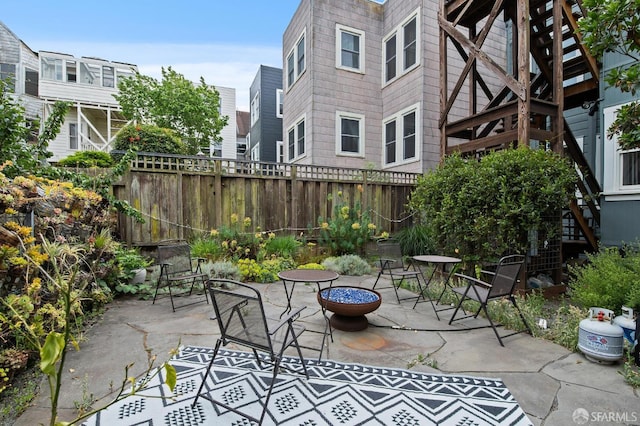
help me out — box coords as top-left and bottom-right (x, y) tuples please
(283, 0), (507, 172)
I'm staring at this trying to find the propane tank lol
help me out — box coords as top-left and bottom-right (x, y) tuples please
(578, 307), (624, 363)
(613, 306), (636, 345)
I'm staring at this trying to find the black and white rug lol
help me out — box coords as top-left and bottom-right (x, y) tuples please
(83, 345), (531, 425)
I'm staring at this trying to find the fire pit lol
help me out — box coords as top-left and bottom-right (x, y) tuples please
(317, 287), (382, 331)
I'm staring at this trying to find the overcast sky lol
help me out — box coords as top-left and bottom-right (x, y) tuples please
(2, 1), (302, 110)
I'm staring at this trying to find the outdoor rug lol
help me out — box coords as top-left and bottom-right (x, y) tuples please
(83, 345), (532, 425)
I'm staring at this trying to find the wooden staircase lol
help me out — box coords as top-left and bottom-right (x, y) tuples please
(439, 0), (601, 257)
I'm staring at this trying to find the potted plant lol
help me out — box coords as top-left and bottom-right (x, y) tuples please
(115, 247), (153, 284)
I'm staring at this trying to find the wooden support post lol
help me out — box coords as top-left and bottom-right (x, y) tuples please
(517, 0), (531, 146)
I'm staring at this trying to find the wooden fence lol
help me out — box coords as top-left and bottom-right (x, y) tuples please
(113, 153), (420, 246)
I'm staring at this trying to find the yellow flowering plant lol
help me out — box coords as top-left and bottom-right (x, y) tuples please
(317, 194), (376, 256)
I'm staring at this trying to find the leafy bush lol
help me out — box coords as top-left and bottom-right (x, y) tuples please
(113, 124), (187, 155)
(394, 224), (437, 257)
(263, 234), (301, 258)
(322, 255), (372, 276)
(237, 258), (296, 283)
(318, 192), (377, 256)
(191, 236), (224, 261)
(569, 244), (640, 313)
(208, 215), (262, 261)
(409, 147), (577, 263)
(57, 151), (115, 168)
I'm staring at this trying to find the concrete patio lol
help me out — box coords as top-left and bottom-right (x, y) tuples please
(14, 274), (639, 425)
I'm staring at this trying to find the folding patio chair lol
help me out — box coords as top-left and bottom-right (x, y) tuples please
(192, 279), (309, 425)
(152, 241), (209, 312)
(373, 239), (423, 303)
(448, 254), (532, 346)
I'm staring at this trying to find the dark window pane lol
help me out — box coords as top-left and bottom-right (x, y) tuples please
(385, 120), (396, 164)
(341, 118), (360, 153)
(287, 53), (295, 86)
(404, 18), (417, 69)
(297, 36), (305, 75)
(403, 112), (416, 159)
(622, 151), (640, 186)
(341, 32), (360, 69)
(297, 120), (305, 155)
(385, 36), (397, 82)
(25, 69), (38, 96)
(288, 128), (295, 159)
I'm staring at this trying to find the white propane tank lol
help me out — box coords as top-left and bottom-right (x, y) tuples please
(613, 306), (636, 345)
(578, 307), (624, 363)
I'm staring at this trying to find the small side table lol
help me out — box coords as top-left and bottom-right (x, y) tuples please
(411, 255), (461, 320)
(278, 269), (340, 360)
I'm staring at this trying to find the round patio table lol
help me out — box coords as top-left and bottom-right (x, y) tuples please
(411, 255), (462, 319)
(278, 269), (339, 359)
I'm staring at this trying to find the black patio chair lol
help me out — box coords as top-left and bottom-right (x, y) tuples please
(152, 241), (209, 312)
(192, 279), (309, 425)
(448, 254), (532, 346)
(372, 239), (423, 303)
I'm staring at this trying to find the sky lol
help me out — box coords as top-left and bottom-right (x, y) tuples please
(1, 1), (302, 110)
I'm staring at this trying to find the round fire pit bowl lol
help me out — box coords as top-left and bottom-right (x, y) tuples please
(317, 287), (382, 332)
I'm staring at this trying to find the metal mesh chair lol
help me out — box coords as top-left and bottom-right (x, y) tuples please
(152, 242), (209, 312)
(448, 254), (532, 346)
(192, 279), (309, 425)
(373, 239), (422, 303)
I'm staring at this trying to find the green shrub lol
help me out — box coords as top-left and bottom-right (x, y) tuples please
(394, 224), (437, 257)
(205, 261), (241, 280)
(322, 255), (372, 276)
(263, 234), (301, 258)
(191, 236), (224, 261)
(113, 123), (188, 155)
(57, 151), (115, 168)
(409, 147), (577, 263)
(569, 244), (640, 314)
(237, 258), (296, 283)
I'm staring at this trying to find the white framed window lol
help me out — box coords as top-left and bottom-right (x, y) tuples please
(286, 30), (306, 89)
(603, 103), (640, 197)
(277, 140), (284, 163)
(66, 60), (77, 83)
(276, 89), (284, 118)
(383, 103), (420, 166)
(42, 57), (63, 81)
(250, 91), (260, 125)
(69, 123), (78, 150)
(383, 10), (420, 85)
(251, 143), (260, 161)
(287, 115), (306, 161)
(0, 64), (16, 92)
(336, 24), (365, 73)
(335, 111), (365, 156)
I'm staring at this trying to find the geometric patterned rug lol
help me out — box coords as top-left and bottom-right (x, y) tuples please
(82, 345), (532, 425)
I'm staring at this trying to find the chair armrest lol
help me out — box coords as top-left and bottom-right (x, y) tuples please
(269, 306), (307, 334)
(454, 272), (491, 288)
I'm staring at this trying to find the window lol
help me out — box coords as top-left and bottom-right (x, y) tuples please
(0, 64), (16, 92)
(25, 69), (38, 97)
(383, 103), (420, 166)
(603, 103), (640, 195)
(80, 62), (101, 85)
(287, 116), (306, 160)
(622, 151), (640, 186)
(336, 25), (365, 73)
(251, 143), (260, 161)
(250, 92), (260, 125)
(336, 111), (365, 156)
(103, 66), (114, 88)
(66, 60), (77, 82)
(383, 11), (420, 84)
(41, 57), (63, 81)
(69, 123), (78, 150)
(385, 36), (397, 82)
(276, 89), (284, 118)
(277, 141), (284, 163)
(286, 30), (306, 89)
